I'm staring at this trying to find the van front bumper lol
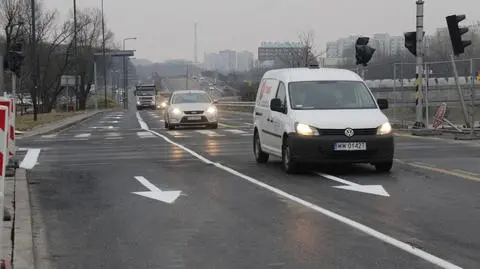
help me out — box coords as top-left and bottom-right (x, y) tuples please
(287, 133), (394, 164)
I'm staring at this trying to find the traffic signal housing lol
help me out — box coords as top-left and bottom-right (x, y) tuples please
(355, 37), (375, 66)
(446, 14), (472, 56)
(3, 42), (24, 77)
(404, 31), (425, 57)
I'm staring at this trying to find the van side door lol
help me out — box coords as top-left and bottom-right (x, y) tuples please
(270, 80), (289, 152)
(254, 78), (279, 152)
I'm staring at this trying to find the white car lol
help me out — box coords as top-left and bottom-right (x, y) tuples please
(164, 90), (218, 130)
(253, 67), (394, 174)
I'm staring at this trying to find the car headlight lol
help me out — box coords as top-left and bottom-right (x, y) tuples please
(136, 101), (140, 105)
(160, 102), (167, 108)
(172, 108), (182, 115)
(295, 123), (319, 136)
(377, 122), (392, 135)
(206, 106), (217, 114)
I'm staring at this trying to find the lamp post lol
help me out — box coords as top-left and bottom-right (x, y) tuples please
(122, 37), (136, 109)
(101, 0), (107, 108)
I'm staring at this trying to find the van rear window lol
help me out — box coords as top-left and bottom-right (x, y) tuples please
(288, 81), (377, 110)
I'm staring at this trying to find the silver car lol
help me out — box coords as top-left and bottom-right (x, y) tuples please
(164, 90), (218, 130)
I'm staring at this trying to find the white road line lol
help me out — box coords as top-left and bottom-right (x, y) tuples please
(106, 132), (120, 137)
(244, 123), (253, 126)
(19, 148), (41, 169)
(135, 112), (462, 269)
(137, 131), (155, 138)
(41, 134), (57, 138)
(167, 131), (184, 136)
(195, 130), (225, 137)
(136, 112), (149, 130)
(74, 133), (91, 138)
(224, 129), (247, 134)
(241, 133), (253, 136)
(105, 137), (123, 140)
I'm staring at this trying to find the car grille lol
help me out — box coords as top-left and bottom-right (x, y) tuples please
(184, 110), (204, 115)
(317, 128), (377, 136)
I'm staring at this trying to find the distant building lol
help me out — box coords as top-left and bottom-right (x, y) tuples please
(218, 50), (237, 73)
(236, 51), (254, 72)
(258, 41), (302, 63)
(204, 52), (219, 70)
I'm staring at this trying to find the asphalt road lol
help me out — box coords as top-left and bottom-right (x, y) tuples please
(16, 108), (480, 269)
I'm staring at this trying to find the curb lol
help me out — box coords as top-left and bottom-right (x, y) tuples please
(12, 169), (34, 269)
(18, 109), (113, 138)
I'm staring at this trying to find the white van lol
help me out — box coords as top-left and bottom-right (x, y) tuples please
(252, 67), (394, 174)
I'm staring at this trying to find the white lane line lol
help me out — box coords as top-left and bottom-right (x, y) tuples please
(137, 131), (155, 138)
(135, 113), (462, 269)
(74, 133), (91, 138)
(19, 148), (41, 169)
(244, 123), (253, 126)
(241, 133), (253, 136)
(136, 112), (149, 130)
(41, 134), (57, 138)
(195, 130), (225, 137)
(224, 129), (247, 134)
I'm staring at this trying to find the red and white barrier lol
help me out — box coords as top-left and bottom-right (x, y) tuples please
(0, 105), (9, 260)
(0, 98), (14, 158)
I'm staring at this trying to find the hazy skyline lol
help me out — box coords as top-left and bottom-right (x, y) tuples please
(45, 0), (480, 63)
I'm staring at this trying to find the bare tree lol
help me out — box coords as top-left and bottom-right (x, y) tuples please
(276, 31), (323, 68)
(74, 7), (114, 109)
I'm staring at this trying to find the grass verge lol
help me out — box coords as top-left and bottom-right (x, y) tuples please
(16, 111), (83, 131)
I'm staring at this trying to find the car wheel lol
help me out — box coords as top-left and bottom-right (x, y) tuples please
(253, 131), (269, 163)
(164, 121), (168, 129)
(282, 137), (298, 174)
(209, 123), (218, 129)
(374, 161), (393, 173)
(167, 124), (175, 130)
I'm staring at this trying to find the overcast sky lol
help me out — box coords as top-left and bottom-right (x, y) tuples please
(44, 0), (480, 63)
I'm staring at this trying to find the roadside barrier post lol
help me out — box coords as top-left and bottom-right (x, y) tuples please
(0, 105), (10, 261)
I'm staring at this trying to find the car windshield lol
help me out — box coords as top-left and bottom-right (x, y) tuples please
(172, 92), (211, 104)
(288, 81), (377, 110)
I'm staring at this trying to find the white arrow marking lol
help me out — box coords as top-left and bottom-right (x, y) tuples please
(317, 173), (390, 197)
(132, 176), (181, 204)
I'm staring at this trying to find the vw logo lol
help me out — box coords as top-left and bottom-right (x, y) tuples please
(344, 128), (354, 137)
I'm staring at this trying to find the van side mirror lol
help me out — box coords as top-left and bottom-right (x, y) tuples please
(377, 98), (388, 110)
(270, 98), (282, 112)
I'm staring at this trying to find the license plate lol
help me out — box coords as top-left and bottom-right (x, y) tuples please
(334, 142), (367, 151)
(187, 116), (201, 120)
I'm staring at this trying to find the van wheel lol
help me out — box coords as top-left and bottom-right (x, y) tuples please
(253, 131), (269, 163)
(282, 138), (298, 174)
(374, 161), (393, 173)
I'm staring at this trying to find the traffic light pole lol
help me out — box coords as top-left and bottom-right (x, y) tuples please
(414, 0), (425, 128)
(450, 54), (470, 127)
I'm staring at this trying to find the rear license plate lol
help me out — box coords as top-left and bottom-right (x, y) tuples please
(187, 116), (201, 120)
(334, 142), (367, 151)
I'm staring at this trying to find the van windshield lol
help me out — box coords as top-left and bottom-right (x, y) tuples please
(288, 81), (377, 110)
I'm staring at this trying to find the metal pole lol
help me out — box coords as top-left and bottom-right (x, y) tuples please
(470, 59), (475, 134)
(393, 63), (397, 122)
(414, 0), (425, 128)
(94, 59), (98, 110)
(424, 63), (430, 128)
(31, 0), (38, 119)
(12, 73), (16, 100)
(125, 57), (129, 109)
(73, 0), (78, 109)
(101, 0), (107, 109)
(186, 64), (189, 90)
(450, 54), (470, 127)
(0, 56), (3, 96)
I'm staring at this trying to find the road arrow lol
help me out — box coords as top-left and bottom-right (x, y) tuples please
(317, 173), (390, 197)
(132, 176), (181, 204)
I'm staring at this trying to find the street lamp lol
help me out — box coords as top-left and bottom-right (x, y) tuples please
(122, 37), (136, 109)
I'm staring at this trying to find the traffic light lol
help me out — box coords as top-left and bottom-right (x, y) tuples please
(446, 14), (472, 56)
(404, 31), (425, 56)
(355, 37), (375, 66)
(3, 42), (24, 77)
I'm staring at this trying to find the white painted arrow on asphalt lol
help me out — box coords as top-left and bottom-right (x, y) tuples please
(317, 173), (390, 197)
(132, 176), (181, 204)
